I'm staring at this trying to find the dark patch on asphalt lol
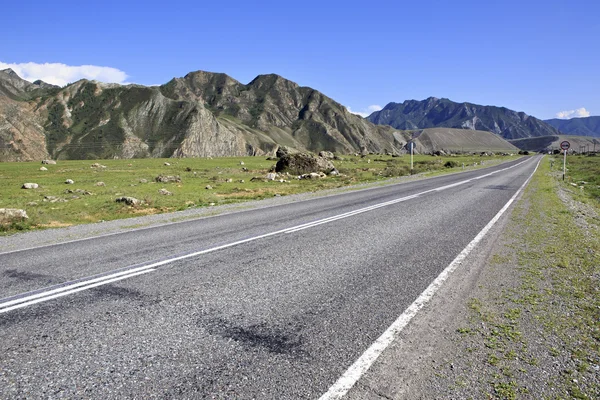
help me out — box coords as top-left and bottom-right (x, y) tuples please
(91, 283), (145, 299)
(3, 269), (56, 282)
(484, 185), (512, 190)
(206, 317), (305, 356)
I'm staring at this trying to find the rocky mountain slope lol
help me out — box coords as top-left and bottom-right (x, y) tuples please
(368, 97), (560, 140)
(410, 128), (518, 154)
(0, 69), (408, 161)
(544, 116), (600, 137)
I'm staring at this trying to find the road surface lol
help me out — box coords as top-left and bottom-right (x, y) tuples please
(0, 156), (541, 399)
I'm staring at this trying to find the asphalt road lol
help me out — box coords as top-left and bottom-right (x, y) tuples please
(0, 156), (541, 399)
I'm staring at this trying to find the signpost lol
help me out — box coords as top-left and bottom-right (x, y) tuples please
(407, 142), (416, 174)
(560, 140), (570, 181)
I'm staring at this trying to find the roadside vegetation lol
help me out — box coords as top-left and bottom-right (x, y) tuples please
(0, 153), (513, 234)
(436, 156), (600, 399)
(561, 154), (600, 204)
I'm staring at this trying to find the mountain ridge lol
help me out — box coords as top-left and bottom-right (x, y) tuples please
(368, 97), (560, 140)
(544, 116), (600, 137)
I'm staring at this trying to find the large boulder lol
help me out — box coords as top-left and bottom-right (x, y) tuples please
(275, 152), (335, 175)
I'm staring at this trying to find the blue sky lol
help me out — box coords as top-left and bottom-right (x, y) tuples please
(1, 0), (598, 119)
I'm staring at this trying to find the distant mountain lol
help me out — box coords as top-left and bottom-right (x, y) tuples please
(544, 116), (600, 138)
(368, 97), (560, 140)
(0, 69), (410, 161)
(510, 135), (600, 153)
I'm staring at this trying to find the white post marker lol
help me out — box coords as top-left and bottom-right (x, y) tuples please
(407, 142), (415, 174)
(560, 140), (570, 181)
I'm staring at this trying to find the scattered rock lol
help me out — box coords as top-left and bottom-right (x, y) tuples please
(75, 189), (93, 195)
(41, 160), (56, 165)
(27, 202), (38, 206)
(43, 196), (67, 203)
(319, 151), (334, 159)
(299, 172), (326, 180)
(185, 167), (193, 172)
(65, 179), (74, 184)
(242, 167), (248, 172)
(275, 152), (335, 175)
(328, 168), (340, 176)
(96, 182), (106, 186)
(239, 161), (245, 165)
(250, 177), (268, 182)
(155, 175), (181, 183)
(139, 179), (148, 184)
(39, 167), (48, 171)
(115, 196), (141, 206)
(0, 208), (28, 224)
(90, 163), (106, 168)
(158, 188), (173, 195)
(266, 172), (277, 181)
(205, 185), (213, 190)
(239, 179), (245, 183)
(22, 183), (39, 189)
(164, 162), (171, 166)
(226, 178), (233, 183)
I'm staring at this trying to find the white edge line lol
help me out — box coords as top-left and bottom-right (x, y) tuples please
(0, 269), (155, 314)
(318, 157), (542, 400)
(0, 157), (531, 257)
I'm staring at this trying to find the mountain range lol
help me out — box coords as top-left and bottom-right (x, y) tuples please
(1, 67), (596, 162)
(544, 116), (600, 137)
(367, 97), (561, 140)
(0, 68), (408, 161)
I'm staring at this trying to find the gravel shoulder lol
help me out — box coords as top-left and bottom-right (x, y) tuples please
(346, 157), (600, 399)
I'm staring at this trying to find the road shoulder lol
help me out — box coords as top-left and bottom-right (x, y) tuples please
(345, 157), (600, 399)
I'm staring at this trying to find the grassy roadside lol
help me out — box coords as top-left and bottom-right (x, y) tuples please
(0, 153), (512, 234)
(437, 157), (600, 399)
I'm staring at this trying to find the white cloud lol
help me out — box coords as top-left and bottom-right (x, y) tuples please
(0, 61), (128, 87)
(555, 107), (591, 119)
(346, 104), (383, 118)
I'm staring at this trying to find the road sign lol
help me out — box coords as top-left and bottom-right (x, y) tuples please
(561, 141), (570, 181)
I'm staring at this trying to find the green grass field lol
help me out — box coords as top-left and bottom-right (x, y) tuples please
(0, 153), (513, 233)
(561, 154), (600, 203)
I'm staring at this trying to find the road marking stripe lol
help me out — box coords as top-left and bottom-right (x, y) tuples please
(318, 157), (542, 400)
(0, 269), (155, 314)
(0, 158), (535, 313)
